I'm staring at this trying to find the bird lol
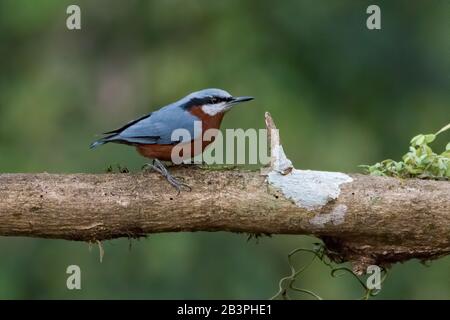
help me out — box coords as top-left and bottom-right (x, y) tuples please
(90, 88), (254, 192)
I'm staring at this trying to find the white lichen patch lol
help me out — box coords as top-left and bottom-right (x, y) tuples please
(272, 144), (293, 175)
(267, 169), (353, 210)
(309, 204), (348, 227)
(264, 112), (353, 212)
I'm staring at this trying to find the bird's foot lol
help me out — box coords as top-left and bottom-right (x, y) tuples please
(142, 159), (192, 194)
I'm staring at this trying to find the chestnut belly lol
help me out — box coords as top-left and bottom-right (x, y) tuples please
(136, 138), (215, 162)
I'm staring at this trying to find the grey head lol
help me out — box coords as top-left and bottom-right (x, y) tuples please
(175, 88), (254, 116)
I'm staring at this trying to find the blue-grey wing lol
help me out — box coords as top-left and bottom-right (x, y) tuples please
(115, 106), (199, 145)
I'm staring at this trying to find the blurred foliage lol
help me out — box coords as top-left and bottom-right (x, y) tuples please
(0, 0), (449, 299)
(362, 123), (450, 178)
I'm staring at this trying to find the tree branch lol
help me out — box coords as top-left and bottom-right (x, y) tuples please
(0, 113), (448, 271)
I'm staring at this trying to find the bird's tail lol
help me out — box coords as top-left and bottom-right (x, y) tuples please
(89, 140), (106, 149)
(90, 134), (117, 149)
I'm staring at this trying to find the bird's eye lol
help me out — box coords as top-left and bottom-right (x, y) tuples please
(210, 97), (219, 104)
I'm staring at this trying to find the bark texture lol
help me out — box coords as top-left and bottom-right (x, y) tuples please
(0, 169), (448, 269)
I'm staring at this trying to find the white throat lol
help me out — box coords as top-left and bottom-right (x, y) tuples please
(201, 102), (228, 116)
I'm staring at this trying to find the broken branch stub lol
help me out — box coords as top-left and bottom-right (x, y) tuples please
(265, 112), (353, 211)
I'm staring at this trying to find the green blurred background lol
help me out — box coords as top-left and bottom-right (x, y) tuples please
(0, 0), (449, 299)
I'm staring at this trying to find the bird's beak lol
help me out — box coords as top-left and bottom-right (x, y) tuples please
(229, 96), (254, 105)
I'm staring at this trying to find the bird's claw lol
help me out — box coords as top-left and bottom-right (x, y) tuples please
(143, 159), (192, 194)
(165, 175), (192, 194)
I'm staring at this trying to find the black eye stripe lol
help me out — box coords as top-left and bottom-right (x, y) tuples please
(209, 96), (228, 104)
(183, 96), (232, 109)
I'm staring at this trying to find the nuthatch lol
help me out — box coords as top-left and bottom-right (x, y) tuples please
(90, 88), (254, 192)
